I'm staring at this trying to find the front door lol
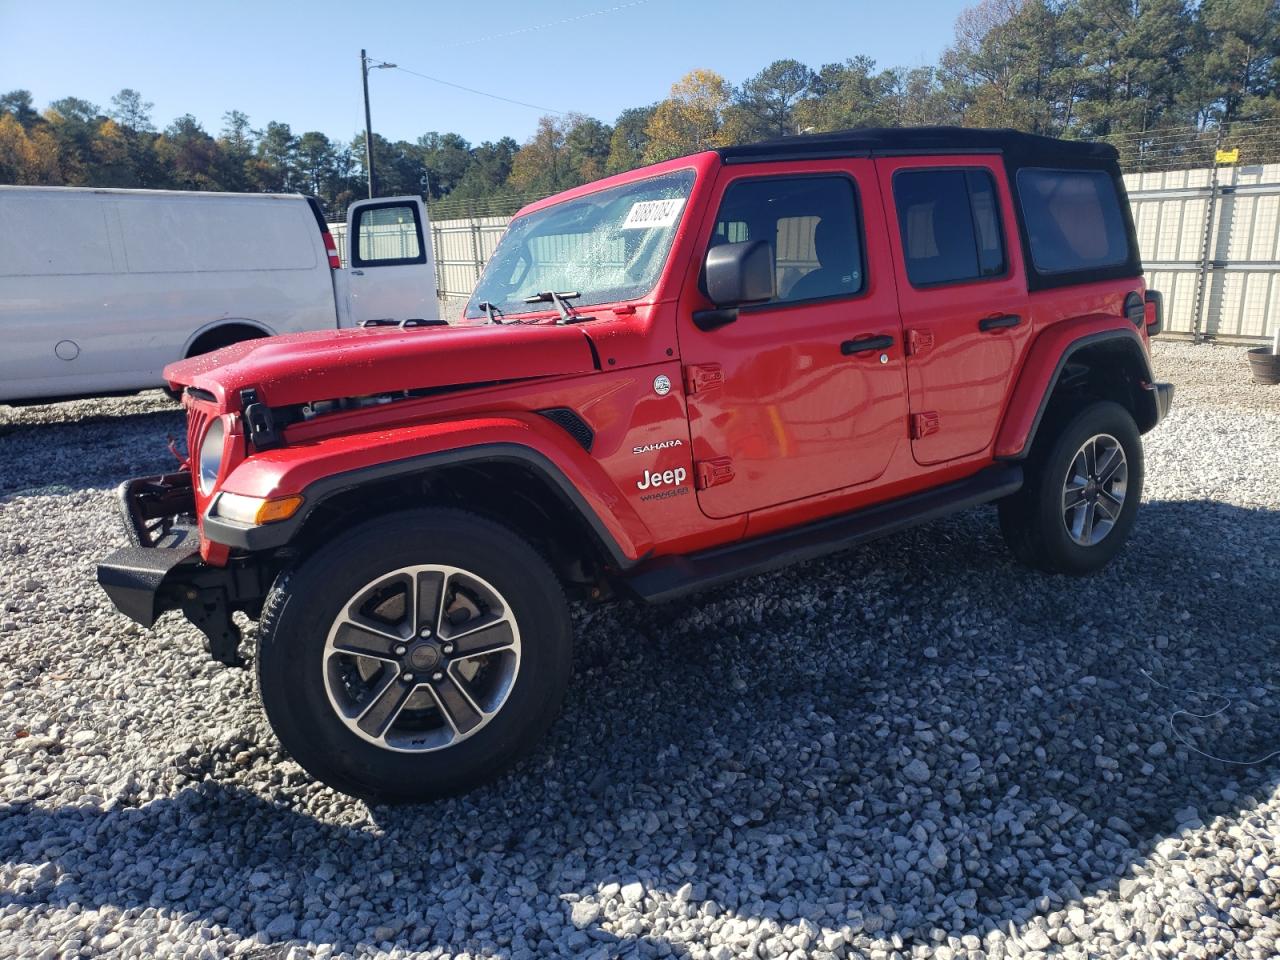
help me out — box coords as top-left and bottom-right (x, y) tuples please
(679, 161), (909, 520)
(344, 196), (439, 326)
(876, 157), (1031, 464)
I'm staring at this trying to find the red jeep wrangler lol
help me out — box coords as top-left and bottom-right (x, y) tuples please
(99, 127), (1172, 802)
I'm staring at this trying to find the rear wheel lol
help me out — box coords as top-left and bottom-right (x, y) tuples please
(999, 400), (1144, 575)
(256, 508), (572, 803)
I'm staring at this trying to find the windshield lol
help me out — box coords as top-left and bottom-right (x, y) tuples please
(464, 169), (696, 320)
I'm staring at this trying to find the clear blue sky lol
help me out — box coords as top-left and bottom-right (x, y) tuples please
(1, 0), (964, 147)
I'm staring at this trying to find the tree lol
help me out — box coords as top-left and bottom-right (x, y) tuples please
(564, 115), (612, 182)
(418, 131), (472, 198)
(0, 90), (38, 125)
(643, 69), (734, 162)
(734, 59), (817, 138)
(154, 114), (223, 189)
(296, 131), (336, 197)
(450, 137), (518, 200)
(794, 57), (894, 131)
(109, 89), (155, 132)
(606, 106), (655, 173)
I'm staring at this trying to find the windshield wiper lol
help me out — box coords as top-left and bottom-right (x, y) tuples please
(522, 290), (595, 325)
(477, 300), (505, 324)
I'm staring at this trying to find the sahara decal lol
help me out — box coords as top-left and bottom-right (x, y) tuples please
(632, 438), (685, 455)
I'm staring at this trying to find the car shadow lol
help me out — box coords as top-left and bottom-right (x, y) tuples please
(2, 498), (1277, 957)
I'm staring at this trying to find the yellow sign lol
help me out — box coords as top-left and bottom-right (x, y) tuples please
(1216, 148), (1240, 164)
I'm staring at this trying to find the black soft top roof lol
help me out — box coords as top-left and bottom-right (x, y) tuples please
(717, 126), (1118, 165)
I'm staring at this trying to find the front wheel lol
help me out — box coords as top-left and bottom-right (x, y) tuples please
(256, 508), (572, 803)
(999, 400), (1144, 575)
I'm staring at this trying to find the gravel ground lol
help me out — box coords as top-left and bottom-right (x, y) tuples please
(1, 339), (1278, 960)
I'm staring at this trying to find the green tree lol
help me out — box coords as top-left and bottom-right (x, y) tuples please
(606, 106), (655, 173)
(643, 69), (734, 162)
(734, 59), (817, 138)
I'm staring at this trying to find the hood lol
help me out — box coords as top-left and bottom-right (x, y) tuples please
(165, 322), (600, 409)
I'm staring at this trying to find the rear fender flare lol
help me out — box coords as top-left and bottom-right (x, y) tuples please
(996, 319), (1155, 460)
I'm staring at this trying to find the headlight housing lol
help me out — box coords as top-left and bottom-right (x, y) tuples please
(197, 418), (226, 495)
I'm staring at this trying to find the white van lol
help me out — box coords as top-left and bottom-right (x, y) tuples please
(0, 186), (440, 403)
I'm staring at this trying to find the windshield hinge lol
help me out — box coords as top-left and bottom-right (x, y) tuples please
(240, 388), (281, 450)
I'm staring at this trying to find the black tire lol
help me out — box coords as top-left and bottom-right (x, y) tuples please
(256, 508), (572, 803)
(998, 400), (1144, 575)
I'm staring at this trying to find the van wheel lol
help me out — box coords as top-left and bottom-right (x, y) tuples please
(255, 508), (572, 803)
(998, 400), (1144, 575)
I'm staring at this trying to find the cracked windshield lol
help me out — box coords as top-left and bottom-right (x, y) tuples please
(464, 169), (695, 319)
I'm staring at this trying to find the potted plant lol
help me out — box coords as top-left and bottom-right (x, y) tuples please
(1248, 329), (1280, 384)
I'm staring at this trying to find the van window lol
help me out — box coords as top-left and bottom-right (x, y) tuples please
(712, 176), (863, 304)
(893, 169), (1006, 286)
(354, 203), (424, 266)
(1017, 168), (1130, 274)
(0, 195), (115, 277)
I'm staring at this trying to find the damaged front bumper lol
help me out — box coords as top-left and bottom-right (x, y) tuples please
(96, 472), (271, 666)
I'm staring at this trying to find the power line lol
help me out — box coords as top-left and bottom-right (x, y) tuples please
(384, 63), (569, 115)
(441, 0), (652, 49)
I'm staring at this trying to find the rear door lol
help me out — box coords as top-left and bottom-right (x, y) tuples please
(877, 157), (1031, 465)
(679, 160), (909, 519)
(343, 196), (439, 326)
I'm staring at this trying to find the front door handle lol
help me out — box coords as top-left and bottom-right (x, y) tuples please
(979, 313), (1021, 332)
(841, 334), (894, 356)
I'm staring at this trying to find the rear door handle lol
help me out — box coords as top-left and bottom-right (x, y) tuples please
(350, 269), (365, 276)
(979, 314), (1021, 332)
(841, 334), (894, 356)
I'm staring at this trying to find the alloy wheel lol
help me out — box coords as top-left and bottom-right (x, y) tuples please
(322, 564), (521, 752)
(1062, 432), (1128, 547)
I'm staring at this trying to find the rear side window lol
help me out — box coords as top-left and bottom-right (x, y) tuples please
(1017, 168), (1130, 274)
(893, 168), (1007, 286)
(712, 175), (864, 304)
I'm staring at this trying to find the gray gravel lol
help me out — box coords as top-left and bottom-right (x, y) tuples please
(2, 339), (1278, 960)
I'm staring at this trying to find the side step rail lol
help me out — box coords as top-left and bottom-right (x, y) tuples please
(624, 464), (1023, 602)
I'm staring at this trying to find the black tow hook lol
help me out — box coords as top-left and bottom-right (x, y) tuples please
(178, 586), (246, 668)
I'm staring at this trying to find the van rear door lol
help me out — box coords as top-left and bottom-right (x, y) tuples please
(341, 196), (439, 326)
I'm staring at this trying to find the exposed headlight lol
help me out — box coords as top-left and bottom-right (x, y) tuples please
(213, 492), (304, 525)
(198, 418), (226, 495)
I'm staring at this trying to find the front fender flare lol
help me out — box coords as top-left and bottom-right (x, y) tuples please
(203, 416), (652, 567)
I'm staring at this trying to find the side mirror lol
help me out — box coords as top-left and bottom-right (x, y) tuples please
(704, 240), (775, 307)
(694, 240), (776, 332)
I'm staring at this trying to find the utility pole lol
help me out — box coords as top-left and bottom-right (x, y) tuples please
(360, 49), (396, 199)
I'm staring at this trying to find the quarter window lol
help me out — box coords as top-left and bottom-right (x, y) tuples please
(1017, 168), (1130, 274)
(712, 176), (864, 304)
(894, 169), (1007, 286)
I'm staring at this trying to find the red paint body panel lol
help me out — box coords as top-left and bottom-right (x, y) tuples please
(994, 312), (1149, 459)
(676, 158), (911, 519)
(164, 322), (599, 408)
(875, 155), (1034, 465)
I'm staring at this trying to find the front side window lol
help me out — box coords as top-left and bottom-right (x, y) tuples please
(354, 203), (424, 266)
(465, 170), (695, 319)
(894, 168), (1007, 287)
(711, 175), (864, 304)
(1017, 168), (1130, 274)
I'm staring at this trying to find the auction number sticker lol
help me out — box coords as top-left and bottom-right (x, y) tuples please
(622, 198), (686, 229)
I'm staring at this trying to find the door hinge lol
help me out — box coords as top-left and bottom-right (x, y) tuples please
(910, 411), (941, 439)
(695, 457), (735, 490)
(683, 363), (724, 394)
(907, 328), (935, 356)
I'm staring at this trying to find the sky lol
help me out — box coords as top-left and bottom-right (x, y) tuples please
(1, 0), (965, 147)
